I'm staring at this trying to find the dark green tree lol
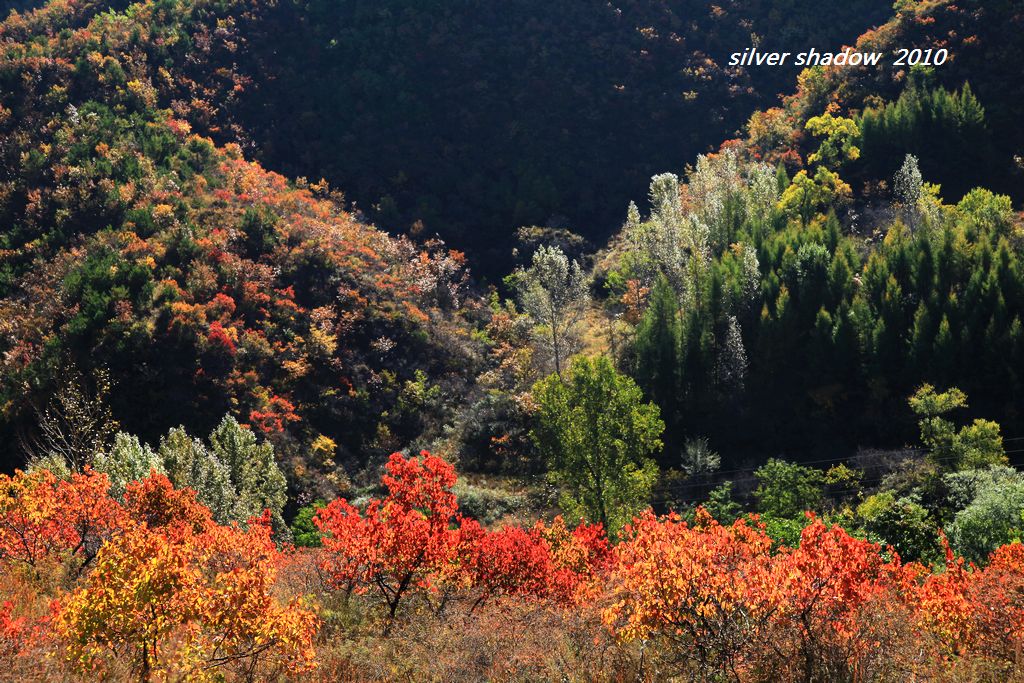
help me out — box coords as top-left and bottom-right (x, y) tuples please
(633, 274), (681, 439)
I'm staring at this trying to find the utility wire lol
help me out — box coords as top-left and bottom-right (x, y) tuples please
(666, 437), (1024, 485)
(651, 449), (1024, 504)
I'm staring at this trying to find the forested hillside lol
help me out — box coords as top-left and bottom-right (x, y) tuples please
(0, 0), (490, 494)
(742, 0), (1024, 201)
(2, 0), (1024, 680)
(0, 0), (47, 15)
(5, 0), (893, 272)
(609, 0), (1024, 460)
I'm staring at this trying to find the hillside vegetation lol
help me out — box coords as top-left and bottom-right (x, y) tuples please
(2, 0), (1024, 680)
(0, 0), (488, 491)
(6, 0), (894, 271)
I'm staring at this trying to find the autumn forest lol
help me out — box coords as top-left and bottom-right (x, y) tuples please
(1, 0), (1024, 680)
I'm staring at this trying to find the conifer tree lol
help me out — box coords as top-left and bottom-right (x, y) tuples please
(634, 275), (681, 434)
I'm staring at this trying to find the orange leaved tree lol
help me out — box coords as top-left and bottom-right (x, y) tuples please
(603, 508), (779, 678)
(315, 451), (614, 631)
(54, 473), (317, 680)
(768, 517), (925, 681)
(455, 514), (610, 607)
(0, 468), (124, 576)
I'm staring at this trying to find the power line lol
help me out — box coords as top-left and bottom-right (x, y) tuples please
(651, 451), (1024, 502)
(676, 449), (929, 480)
(665, 437), (1024, 487)
(659, 450), (938, 495)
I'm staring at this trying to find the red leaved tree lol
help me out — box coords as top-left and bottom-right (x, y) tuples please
(315, 451), (462, 630)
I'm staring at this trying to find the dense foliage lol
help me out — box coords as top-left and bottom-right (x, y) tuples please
(612, 117), (1022, 462)
(0, 0), (497, 488)
(0, 467), (318, 679)
(3, 454), (1024, 680)
(3, 0), (893, 273)
(2, 0), (1024, 679)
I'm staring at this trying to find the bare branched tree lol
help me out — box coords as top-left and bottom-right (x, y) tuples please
(20, 367), (119, 472)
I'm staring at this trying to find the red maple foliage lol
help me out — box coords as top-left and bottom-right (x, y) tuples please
(3, 455), (1024, 680)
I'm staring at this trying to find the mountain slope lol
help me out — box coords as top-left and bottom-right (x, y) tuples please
(3, 0), (890, 273)
(0, 4), (484, 485)
(743, 0), (1023, 201)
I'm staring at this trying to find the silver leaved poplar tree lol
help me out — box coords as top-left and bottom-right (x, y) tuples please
(158, 426), (237, 524)
(94, 433), (165, 499)
(209, 415), (288, 533)
(894, 153), (924, 233)
(517, 244), (590, 376)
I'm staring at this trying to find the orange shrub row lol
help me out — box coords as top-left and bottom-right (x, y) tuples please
(2, 453), (1024, 680)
